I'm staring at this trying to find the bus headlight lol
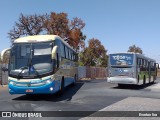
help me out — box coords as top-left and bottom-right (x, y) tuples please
(46, 80), (52, 84)
(9, 81), (16, 85)
(50, 87), (54, 91)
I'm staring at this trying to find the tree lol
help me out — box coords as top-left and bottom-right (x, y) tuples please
(79, 38), (108, 67)
(44, 12), (69, 38)
(68, 17), (86, 51)
(8, 13), (47, 43)
(45, 13), (86, 51)
(8, 12), (86, 51)
(128, 44), (143, 54)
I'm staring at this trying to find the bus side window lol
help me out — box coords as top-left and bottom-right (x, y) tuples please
(75, 53), (78, 62)
(143, 60), (146, 68)
(137, 58), (141, 66)
(141, 59), (143, 67)
(154, 63), (156, 71)
(148, 61), (150, 69)
(70, 50), (73, 60)
(61, 43), (65, 58)
(71, 51), (74, 61)
(68, 49), (71, 60)
(150, 62), (153, 71)
(146, 60), (148, 68)
(137, 59), (139, 65)
(68, 48), (70, 60)
(140, 59), (143, 67)
(65, 46), (68, 59)
(64, 45), (66, 58)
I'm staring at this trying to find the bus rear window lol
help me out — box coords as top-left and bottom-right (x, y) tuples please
(110, 54), (133, 66)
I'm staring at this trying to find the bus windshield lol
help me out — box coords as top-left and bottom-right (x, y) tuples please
(9, 41), (54, 78)
(110, 54), (133, 66)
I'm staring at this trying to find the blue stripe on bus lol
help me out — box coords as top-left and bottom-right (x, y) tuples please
(8, 81), (60, 94)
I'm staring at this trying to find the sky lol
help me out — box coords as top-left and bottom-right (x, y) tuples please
(1, 0), (160, 63)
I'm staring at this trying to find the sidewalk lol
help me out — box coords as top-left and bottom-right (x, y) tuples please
(80, 97), (160, 120)
(146, 83), (160, 91)
(0, 85), (8, 90)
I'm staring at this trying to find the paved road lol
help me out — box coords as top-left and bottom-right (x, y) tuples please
(0, 78), (160, 120)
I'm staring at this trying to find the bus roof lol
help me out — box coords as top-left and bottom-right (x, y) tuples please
(14, 35), (77, 53)
(109, 52), (140, 55)
(14, 35), (61, 43)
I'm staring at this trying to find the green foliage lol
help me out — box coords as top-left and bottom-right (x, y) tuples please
(128, 44), (143, 54)
(79, 38), (108, 67)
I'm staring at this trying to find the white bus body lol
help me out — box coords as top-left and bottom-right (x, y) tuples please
(107, 53), (158, 86)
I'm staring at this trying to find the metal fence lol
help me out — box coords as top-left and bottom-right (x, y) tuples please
(78, 66), (107, 79)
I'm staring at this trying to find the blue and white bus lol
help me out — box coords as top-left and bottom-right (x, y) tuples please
(107, 53), (159, 86)
(1, 35), (78, 94)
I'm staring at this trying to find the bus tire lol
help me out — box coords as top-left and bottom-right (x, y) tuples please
(143, 75), (146, 85)
(118, 84), (124, 88)
(72, 74), (77, 86)
(137, 75), (139, 84)
(152, 75), (156, 83)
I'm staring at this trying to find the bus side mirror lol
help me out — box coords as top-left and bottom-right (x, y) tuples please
(1, 48), (10, 62)
(51, 46), (58, 59)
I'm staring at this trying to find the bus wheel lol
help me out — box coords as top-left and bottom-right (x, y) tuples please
(143, 75), (146, 85)
(137, 75), (139, 84)
(72, 74), (77, 86)
(118, 84), (124, 88)
(152, 75), (156, 83)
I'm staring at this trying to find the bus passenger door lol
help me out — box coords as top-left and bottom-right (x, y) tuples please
(148, 62), (151, 82)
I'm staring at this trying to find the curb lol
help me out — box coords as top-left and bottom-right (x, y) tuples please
(0, 85), (8, 87)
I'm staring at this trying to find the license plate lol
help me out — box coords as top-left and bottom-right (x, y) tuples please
(26, 89), (33, 93)
(118, 74), (126, 76)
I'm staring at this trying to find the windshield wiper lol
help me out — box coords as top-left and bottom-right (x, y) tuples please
(17, 66), (28, 79)
(27, 44), (40, 78)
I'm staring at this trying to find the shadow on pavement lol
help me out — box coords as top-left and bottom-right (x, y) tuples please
(79, 79), (107, 83)
(112, 82), (157, 90)
(12, 82), (84, 102)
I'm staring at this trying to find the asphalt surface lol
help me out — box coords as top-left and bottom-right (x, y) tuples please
(0, 78), (160, 120)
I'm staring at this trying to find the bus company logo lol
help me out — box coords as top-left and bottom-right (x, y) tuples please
(112, 55), (132, 60)
(118, 68), (123, 73)
(112, 55), (126, 60)
(2, 112), (11, 117)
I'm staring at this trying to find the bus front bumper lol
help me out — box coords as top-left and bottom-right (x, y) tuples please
(8, 81), (60, 95)
(107, 77), (137, 84)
